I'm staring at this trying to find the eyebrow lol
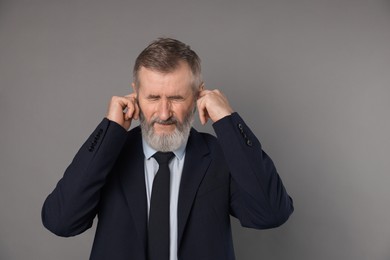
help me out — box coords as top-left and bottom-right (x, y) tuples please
(146, 94), (185, 99)
(147, 94), (160, 99)
(168, 95), (184, 99)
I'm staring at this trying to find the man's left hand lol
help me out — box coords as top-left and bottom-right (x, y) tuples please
(197, 89), (234, 125)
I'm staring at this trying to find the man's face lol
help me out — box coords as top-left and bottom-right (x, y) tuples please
(133, 62), (196, 151)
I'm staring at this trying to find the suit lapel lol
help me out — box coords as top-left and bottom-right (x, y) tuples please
(177, 128), (211, 248)
(118, 127), (148, 252)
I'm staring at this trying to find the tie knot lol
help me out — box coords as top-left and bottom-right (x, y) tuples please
(152, 152), (174, 165)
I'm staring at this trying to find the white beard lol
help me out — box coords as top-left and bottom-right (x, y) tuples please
(140, 108), (194, 152)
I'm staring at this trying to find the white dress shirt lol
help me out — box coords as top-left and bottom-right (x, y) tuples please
(142, 140), (187, 260)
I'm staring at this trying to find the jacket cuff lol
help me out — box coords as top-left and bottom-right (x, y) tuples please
(212, 112), (260, 148)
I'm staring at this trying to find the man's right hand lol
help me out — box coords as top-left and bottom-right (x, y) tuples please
(106, 93), (139, 130)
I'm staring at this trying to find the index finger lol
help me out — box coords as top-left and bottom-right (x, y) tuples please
(198, 89), (211, 98)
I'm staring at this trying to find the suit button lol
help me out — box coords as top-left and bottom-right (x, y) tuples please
(246, 139), (253, 146)
(88, 146), (94, 152)
(237, 123), (244, 134)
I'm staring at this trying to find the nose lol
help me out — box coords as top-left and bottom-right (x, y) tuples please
(158, 99), (172, 120)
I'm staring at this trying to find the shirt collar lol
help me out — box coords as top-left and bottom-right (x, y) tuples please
(142, 138), (187, 160)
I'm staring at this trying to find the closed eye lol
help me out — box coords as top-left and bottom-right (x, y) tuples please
(168, 95), (185, 101)
(147, 95), (160, 101)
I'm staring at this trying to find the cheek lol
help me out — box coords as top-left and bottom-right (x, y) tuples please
(173, 102), (194, 120)
(139, 103), (155, 121)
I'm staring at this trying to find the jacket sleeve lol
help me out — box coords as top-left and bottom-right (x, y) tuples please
(213, 112), (294, 229)
(41, 118), (128, 237)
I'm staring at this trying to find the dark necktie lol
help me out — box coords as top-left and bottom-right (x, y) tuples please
(148, 152), (174, 260)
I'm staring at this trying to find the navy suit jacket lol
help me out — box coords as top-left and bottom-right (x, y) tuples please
(42, 113), (293, 260)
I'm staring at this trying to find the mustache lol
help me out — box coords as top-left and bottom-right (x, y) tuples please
(151, 117), (178, 125)
(138, 110), (178, 126)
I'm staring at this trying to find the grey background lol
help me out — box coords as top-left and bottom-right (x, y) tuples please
(1, 0), (389, 259)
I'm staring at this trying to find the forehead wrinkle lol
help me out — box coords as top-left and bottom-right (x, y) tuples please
(138, 78), (193, 100)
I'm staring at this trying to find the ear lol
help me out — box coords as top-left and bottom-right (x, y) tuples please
(131, 82), (137, 96)
(199, 82), (205, 91)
